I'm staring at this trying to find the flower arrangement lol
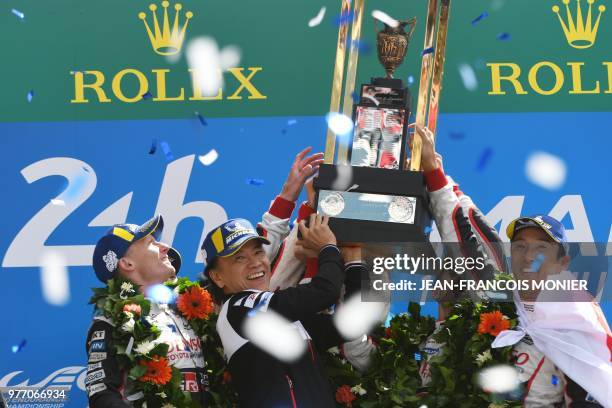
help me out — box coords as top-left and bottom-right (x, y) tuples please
(89, 277), (237, 407)
(323, 294), (521, 408)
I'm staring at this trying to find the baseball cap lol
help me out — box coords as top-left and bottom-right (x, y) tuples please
(506, 214), (569, 252)
(92, 214), (182, 283)
(201, 218), (270, 274)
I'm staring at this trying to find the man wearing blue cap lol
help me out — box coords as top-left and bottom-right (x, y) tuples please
(85, 215), (209, 407)
(414, 125), (608, 406)
(504, 215), (609, 407)
(202, 213), (365, 407)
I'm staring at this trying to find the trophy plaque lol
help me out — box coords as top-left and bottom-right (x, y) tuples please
(314, 0), (452, 244)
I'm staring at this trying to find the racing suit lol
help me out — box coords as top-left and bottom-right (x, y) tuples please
(85, 303), (208, 407)
(216, 245), (364, 407)
(419, 167), (602, 407)
(85, 196), (294, 407)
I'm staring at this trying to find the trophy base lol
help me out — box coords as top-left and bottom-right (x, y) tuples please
(314, 164), (432, 243)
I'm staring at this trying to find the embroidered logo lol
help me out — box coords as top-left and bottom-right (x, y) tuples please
(102, 250), (118, 272)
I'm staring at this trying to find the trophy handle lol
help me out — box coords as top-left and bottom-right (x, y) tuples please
(401, 17), (417, 43)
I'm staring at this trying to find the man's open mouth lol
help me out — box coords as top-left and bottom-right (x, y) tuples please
(247, 271), (265, 280)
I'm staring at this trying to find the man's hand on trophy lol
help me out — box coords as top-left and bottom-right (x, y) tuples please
(293, 243), (318, 261)
(279, 147), (324, 202)
(298, 214), (337, 251)
(407, 124), (440, 172)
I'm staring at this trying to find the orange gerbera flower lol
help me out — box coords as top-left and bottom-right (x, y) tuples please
(177, 286), (214, 320)
(478, 310), (510, 337)
(138, 356), (172, 385)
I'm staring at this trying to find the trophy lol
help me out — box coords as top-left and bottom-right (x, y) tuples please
(314, 0), (452, 243)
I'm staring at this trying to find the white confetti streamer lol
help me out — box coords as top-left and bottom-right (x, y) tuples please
(243, 309), (306, 363)
(478, 365), (519, 393)
(525, 151), (567, 190)
(146, 284), (175, 304)
(41, 251), (70, 306)
(308, 7), (326, 27)
(198, 149), (219, 166)
(458, 63), (478, 91)
(334, 294), (387, 340)
(187, 37), (241, 97)
(372, 10), (399, 28)
(326, 112), (354, 136)
(11, 8), (25, 20)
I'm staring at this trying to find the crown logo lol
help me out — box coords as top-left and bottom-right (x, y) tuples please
(552, 0), (606, 49)
(138, 1), (193, 55)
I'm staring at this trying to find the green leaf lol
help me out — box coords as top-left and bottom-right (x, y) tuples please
(129, 364), (147, 379)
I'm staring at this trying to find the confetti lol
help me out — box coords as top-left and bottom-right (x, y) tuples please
(287, 119), (298, 126)
(125, 337), (135, 356)
(146, 284), (175, 304)
(424, 225), (433, 234)
(326, 112), (354, 135)
(141, 91), (153, 100)
(525, 151), (567, 190)
(528, 253), (546, 273)
(11, 339), (27, 353)
(219, 45), (241, 69)
(476, 147), (493, 171)
(27, 90), (34, 103)
(372, 10), (399, 28)
(246, 178), (265, 186)
(351, 91), (360, 103)
(497, 32), (512, 41)
(195, 112), (208, 126)
(407, 75), (415, 85)
(11, 8), (25, 20)
(422, 46), (435, 56)
(351, 40), (372, 54)
(41, 252), (69, 306)
(478, 365), (519, 393)
(187, 37), (231, 97)
(334, 294), (387, 339)
(244, 309), (306, 363)
(50, 199), (65, 206)
(449, 132), (466, 140)
(149, 138), (157, 155)
(471, 12), (489, 26)
(198, 149), (219, 166)
(334, 10), (354, 27)
(551, 375), (559, 386)
(458, 63), (478, 91)
(414, 352), (422, 361)
(308, 6), (326, 27)
(160, 141), (174, 161)
(346, 184), (359, 192)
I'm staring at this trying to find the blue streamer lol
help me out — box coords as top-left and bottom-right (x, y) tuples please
(149, 138), (157, 155)
(471, 12), (489, 26)
(422, 47), (435, 56)
(160, 141), (174, 161)
(476, 147), (493, 171)
(246, 178), (265, 186)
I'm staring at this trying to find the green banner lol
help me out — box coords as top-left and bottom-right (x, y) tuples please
(1, 0), (610, 122)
